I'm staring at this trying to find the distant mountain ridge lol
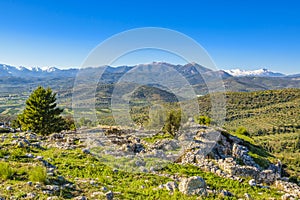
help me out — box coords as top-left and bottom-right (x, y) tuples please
(224, 68), (285, 77)
(0, 62), (299, 94)
(0, 62), (295, 78)
(0, 64), (77, 78)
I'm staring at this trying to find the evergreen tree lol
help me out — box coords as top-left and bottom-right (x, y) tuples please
(18, 86), (65, 135)
(162, 110), (182, 136)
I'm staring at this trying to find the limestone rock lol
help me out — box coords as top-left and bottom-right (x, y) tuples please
(105, 191), (114, 200)
(178, 176), (207, 196)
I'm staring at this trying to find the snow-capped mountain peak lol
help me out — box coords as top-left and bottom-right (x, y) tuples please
(224, 68), (285, 77)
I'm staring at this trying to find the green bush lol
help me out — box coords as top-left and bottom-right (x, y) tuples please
(194, 115), (211, 126)
(0, 162), (14, 180)
(235, 126), (250, 136)
(29, 166), (47, 183)
(162, 110), (182, 136)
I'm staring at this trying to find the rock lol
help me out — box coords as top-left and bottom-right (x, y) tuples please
(178, 176), (207, 196)
(42, 190), (53, 195)
(249, 179), (256, 186)
(35, 156), (43, 160)
(244, 193), (253, 199)
(91, 191), (103, 197)
(45, 185), (60, 191)
(82, 148), (90, 154)
(275, 180), (300, 197)
(135, 160), (145, 167)
(23, 139), (31, 145)
(219, 189), (233, 197)
(281, 193), (295, 200)
(34, 183), (41, 189)
(57, 175), (65, 182)
(26, 153), (34, 158)
(101, 186), (108, 191)
(73, 196), (87, 200)
(17, 141), (24, 148)
(26, 193), (36, 199)
(27, 133), (37, 140)
(105, 191), (114, 200)
(258, 169), (277, 184)
(139, 166), (148, 173)
(6, 186), (12, 191)
(46, 197), (59, 200)
(132, 143), (144, 153)
(165, 181), (178, 192)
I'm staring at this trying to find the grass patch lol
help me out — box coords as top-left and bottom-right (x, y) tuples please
(143, 133), (174, 143)
(28, 166), (47, 183)
(0, 161), (14, 180)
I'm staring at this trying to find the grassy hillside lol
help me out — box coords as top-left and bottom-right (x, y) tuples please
(197, 88), (300, 180)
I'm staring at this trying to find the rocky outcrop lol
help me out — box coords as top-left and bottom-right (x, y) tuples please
(178, 176), (207, 196)
(232, 143), (261, 169)
(275, 180), (300, 198)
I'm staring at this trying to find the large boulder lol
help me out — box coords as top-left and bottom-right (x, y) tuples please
(178, 176), (207, 196)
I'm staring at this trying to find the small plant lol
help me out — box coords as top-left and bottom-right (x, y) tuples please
(0, 162), (14, 180)
(28, 166), (47, 183)
(194, 115), (211, 126)
(235, 126), (250, 136)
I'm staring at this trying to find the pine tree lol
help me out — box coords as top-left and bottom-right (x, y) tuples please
(18, 86), (65, 135)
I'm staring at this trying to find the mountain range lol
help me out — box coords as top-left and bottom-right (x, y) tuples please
(0, 62), (299, 95)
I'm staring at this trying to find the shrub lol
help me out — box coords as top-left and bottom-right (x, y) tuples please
(0, 162), (14, 180)
(29, 166), (47, 183)
(235, 126), (250, 136)
(162, 110), (182, 136)
(194, 115), (211, 126)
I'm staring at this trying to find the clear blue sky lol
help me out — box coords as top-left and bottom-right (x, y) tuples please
(0, 0), (299, 74)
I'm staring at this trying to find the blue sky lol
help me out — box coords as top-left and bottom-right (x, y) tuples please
(0, 0), (299, 74)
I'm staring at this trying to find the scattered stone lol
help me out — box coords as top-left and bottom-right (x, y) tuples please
(23, 139), (31, 145)
(26, 153), (34, 158)
(249, 179), (256, 186)
(90, 180), (98, 186)
(26, 192), (36, 199)
(42, 190), (54, 195)
(45, 185), (60, 191)
(46, 197), (59, 200)
(135, 160), (145, 167)
(219, 189), (233, 197)
(275, 180), (300, 197)
(6, 186), (12, 191)
(105, 191), (114, 200)
(101, 186), (108, 191)
(165, 181), (178, 192)
(281, 193), (296, 200)
(139, 166), (148, 173)
(244, 193), (253, 199)
(34, 183), (41, 189)
(82, 148), (90, 154)
(91, 191), (103, 197)
(35, 156), (43, 160)
(17, 141), (24, 148)
(178, 176), (207, 196)
(257, 169), (278, 184)
(57, 175), (65, 182)
(73, 196), (87, 200)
